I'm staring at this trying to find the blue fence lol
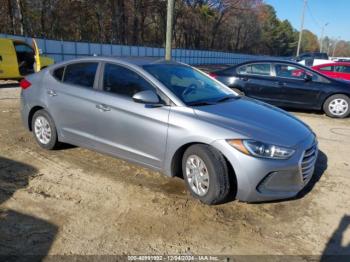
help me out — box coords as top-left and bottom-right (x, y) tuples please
(1, 33), (280, 65)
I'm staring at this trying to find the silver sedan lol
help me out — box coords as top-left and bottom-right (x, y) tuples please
(20, 57), (318, 204)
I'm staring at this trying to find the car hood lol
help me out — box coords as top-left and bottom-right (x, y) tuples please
(193, 97), (313, 147)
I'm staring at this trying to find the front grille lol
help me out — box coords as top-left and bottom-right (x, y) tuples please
(300, 143), (318, 183)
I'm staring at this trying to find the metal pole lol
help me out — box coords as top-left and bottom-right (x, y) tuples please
(297, 0), (307, 57)
(165, 0), (175, 60)
(320, 23), (329, 53)
(332, 37), (340, 57)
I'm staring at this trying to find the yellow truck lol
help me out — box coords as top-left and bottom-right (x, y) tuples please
(0, 38), (54, 79)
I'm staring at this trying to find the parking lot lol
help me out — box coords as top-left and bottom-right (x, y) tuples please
(0, 84), (349, 256)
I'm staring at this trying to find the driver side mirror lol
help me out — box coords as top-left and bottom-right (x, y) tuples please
(304, 74), (313, 82)
(132, 90), (161, 105)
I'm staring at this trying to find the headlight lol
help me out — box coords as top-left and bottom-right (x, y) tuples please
(227, 139), (295, 160)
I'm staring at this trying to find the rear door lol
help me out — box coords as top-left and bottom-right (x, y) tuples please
(92, 63), (170, 168)
(273, 63), (325, 109)
(235, 63), (285, 104)
(46, 62), (102, 147)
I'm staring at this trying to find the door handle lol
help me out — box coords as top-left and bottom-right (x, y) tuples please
(240, 77), (249, 81)
(0, 55), (2, 62)
(276, 81), (286, 87)
(96, 104), (111, 112)
(47, 90), (57, 97)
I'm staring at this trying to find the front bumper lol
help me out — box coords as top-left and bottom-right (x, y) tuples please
(211, 134), (318, 202)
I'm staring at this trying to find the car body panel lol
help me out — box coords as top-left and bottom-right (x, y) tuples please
(21, 57), (318, 202)
(313, 62), (350, 81)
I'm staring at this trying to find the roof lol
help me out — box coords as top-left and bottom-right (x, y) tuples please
(54, 56), (183, 67)
(232, 59), (302, 67)
(313, 61), (350, 67)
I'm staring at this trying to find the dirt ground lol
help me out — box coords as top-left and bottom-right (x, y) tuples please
(0, 85), (350, 258)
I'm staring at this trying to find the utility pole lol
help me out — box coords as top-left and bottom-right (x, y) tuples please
(296, 0), (307, 57)
(165, 0), (175, 60)
(320, 23), (329, 53)
(332, 37), (340, 57)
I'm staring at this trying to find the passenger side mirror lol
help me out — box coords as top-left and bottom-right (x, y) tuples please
(132, 90), (160, 105)
(304, 74), (313, 82)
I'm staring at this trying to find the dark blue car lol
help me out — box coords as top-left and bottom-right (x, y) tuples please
(211, 60), (350, 118)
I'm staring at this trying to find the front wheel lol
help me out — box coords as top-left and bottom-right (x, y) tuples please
(182, 144), (231, 205)
(323, 94), (350, 118)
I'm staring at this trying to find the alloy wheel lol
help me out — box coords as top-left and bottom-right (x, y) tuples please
(185, 155), (210, 196)
(34, 116), (52, 145)
(328, 98), (349, 116)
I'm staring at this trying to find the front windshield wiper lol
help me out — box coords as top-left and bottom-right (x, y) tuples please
(215, 95), (240, 103)
(187, 101), (216, 107)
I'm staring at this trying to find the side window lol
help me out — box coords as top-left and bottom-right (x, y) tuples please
(275, 64), (328, 83)
(237, 65), (248, 75)
(335, 66), (350, 73)
(63, 62), (98, 88)
(103, 63), (156, 98)
(238, 63), (271, 76)
(275, 64), (306, 79)
(53, 67), (65, 81)
(14, 44), (34, 54)
(319, 66), (333, 72)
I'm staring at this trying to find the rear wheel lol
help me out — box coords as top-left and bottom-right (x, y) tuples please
(182, 144), (231, 205)
(32, 110), (60, 150)
(323, 94), (350, 118)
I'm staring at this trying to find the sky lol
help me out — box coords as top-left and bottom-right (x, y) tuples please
(264, 0), (350, 41)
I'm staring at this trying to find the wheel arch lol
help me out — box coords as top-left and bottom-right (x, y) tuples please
(170, 142), (237, 198)
(322, 92), (350, 108)
(28, 105), (45, 131)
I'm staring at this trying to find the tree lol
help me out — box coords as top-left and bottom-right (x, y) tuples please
(299, 29), (320, 53)
(0, 0), (346, 58)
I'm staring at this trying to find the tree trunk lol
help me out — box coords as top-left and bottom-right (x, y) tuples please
(110, 0), (127, 44)
(7, 0), (15, 34)
(14, 0), (24, 35)
(132, 0), (140, 45)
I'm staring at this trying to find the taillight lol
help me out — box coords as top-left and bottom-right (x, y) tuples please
(209, 72), (218, 78)
(19, 79), (31, 89)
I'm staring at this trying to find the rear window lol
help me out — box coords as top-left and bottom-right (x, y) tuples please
(63, 62), (98, 88)
(53, 67), (65, 81)
(319, 66), (333, 72)
(238, 63), (271, 76)
(335, 66), (350, 73)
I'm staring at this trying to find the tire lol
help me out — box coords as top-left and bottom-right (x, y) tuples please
(31, 110), (60, 150)
(323, 94), (350, 118)
(182, 144), (231, 205)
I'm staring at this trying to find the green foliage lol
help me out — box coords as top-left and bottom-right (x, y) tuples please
(259, 5), (297, 56)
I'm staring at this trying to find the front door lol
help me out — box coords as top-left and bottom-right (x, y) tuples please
(273, 63), (323, 109)
(92, 63), (170, 169)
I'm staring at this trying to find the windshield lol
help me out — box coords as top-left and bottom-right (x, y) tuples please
(143, 64), (235, 106)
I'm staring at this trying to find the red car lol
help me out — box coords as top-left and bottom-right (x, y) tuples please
(312, 62), (350, 81)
